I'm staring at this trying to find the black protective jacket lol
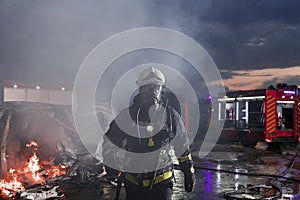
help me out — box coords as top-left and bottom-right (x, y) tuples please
(102, 94), (194, 186)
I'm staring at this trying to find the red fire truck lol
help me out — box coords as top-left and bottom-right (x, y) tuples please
(217, 85), (300, 147)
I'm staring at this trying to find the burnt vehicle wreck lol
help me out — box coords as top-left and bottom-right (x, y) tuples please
(0, 102), (112, 200)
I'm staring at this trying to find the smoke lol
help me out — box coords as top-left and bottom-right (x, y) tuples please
(0, 1), (221, 154)
(1, 0), (300, 83)
(0, 0), (212, 81)
(0, 0), (145, 81)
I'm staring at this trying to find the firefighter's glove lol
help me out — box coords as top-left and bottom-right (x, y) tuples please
(184, 172), (195, 193)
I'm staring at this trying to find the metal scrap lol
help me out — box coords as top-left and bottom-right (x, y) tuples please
(20, 186), (64, 200)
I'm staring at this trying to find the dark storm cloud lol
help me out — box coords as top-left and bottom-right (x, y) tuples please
(219, 70), (239, 79)
(262, 75), (300, 89)
(0, 0), (299, 83)
(237, 72), (273, 77)
(202, 0), (300, 27)
(193, 0), (300, 70)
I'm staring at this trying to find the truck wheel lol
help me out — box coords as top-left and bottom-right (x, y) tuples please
(267, 143), (282, 154)
(241, 134), (250, 147)
(249, 140), (258, 148)
(241, 134), (257, 148)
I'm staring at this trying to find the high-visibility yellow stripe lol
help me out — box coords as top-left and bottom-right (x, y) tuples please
(267, 123), (276, 132)
(124, 173), (139, 185)
(266, 100), (276, 105)
(267, 117), (276, 130)
(267, 111), (276, 118)
(267, 101), (276, 107)
(178, 154), (192, 162)
(266, 94), (276, 133)
(266, 104), (276, 110)
(125, 171), (173, 187)
(142, 171), (173, 186)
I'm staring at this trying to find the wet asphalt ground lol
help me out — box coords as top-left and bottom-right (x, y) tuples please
(63, 142), (300, 200)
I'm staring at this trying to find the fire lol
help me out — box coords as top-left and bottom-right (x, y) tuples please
(46, 165), (67, 178)
(24, 151), (43, 183)
(0, 169), (25, 198)
(0, 141), (68, 198)
(26, 141), (38, 148)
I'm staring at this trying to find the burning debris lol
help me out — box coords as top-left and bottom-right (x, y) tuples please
(0, 141), (67, 199)
(0, 102), (111, 200)
(0, 169), (25, 198)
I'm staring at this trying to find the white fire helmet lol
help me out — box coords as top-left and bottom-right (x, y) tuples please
(136, 67), (166, 87)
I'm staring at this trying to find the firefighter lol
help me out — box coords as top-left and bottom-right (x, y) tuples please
(102, 67), (195, 200)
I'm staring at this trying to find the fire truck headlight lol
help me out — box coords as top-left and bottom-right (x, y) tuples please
(265, 138), (273, 143)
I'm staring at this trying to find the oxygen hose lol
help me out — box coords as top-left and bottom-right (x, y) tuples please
(173, 155), (298, 200)
(89, 153), (298, 199)
(190, 165), (300, 183)
(174, 158), (300, 183)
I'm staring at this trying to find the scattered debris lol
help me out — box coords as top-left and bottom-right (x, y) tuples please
(255, 142), (269, 151)
(20, 186), (64, 200)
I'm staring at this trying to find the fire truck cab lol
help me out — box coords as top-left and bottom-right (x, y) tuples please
(218, 85), (300, 146)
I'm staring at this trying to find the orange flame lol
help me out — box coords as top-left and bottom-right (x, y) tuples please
(46, 165), (67, 178)
(24, 151), (43, 183)
(0, 169), (25, 198)
(26, 141), (38, 148)
(0, 141), (68, 198)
